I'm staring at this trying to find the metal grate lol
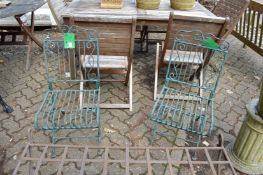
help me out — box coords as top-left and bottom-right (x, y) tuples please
(13, 143), (236, 175)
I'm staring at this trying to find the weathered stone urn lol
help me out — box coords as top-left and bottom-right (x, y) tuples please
(227, 79), (263, 174)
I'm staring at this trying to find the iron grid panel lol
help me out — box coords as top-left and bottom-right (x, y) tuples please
(13, 143), (237, 175)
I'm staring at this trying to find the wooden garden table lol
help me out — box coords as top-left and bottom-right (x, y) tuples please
(0, 0), (45, 69)
(61, 0), (225, 29)
(61, 0), (226, 52)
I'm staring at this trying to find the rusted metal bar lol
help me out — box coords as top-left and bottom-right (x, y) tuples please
(125, 145), (129, 175)
(204, 148), (217, 175)
(80, 146), (89, 175)
(33, 145), (48, 175)
(146, 147), (153, 175)
(12, 144), (30, 175)
(56, 146), (68, 175)
(184, 148), (195, 174)
(102, 147), (109, 175)
(166, 148), (174, 175)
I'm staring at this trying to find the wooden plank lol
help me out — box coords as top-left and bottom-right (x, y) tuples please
(0, 0), (45, 19)
(81, 55), (128, 69)
(254, 11), (261, 45)
(74, 21), (133, 56)
(172, 20), (223, 34)
(99, 103), (130, 109)
(164, 50), (203, 64)
(99, 43), (131, 49)
(74, 22), (134, 29)
(164, 20), (223, 49)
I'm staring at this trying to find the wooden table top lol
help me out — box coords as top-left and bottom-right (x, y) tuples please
(0, 0), (45, 19)
(62, 0), (225, 23)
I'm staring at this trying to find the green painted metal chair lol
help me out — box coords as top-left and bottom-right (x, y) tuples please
(150, 30), (229, 147)
(34, 27), (101, 144)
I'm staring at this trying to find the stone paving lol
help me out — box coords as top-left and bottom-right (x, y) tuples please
(0, 34), (262, 174)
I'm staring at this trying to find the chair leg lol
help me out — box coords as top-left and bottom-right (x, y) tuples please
(97, 127), (101, 144)
(129, 64), (133, 111)
(79, 72), (84, 109)
(154, 43), (160, 101)
(199, 69), (204, 97)
(25, 11), (35, 70)
(192, 135), (201, 160)
(140, 28), (144, 52)
(51, 130), (57, 157)
(150, 122), (158, 144)
(209, 101), (214, 135)
(27, 128), (34, 175)
(146, 30), (149, 53)
(26, 39), (33, 70)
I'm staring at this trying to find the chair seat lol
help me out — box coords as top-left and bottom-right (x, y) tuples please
(164, 50), (203, 64)
(151, 86), (209, 135)
(34, 89), (100, 130)
(81, 55), (128, 69)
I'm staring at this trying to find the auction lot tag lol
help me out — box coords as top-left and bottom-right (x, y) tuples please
(64, 33), (75, 49)
(202, 37), (219, 49)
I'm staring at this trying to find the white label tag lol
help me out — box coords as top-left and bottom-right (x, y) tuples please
(65, 72), (71, 78)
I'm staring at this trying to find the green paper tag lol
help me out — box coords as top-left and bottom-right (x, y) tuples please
(64, 33), (75, 49)
(202, 37), (219, 49)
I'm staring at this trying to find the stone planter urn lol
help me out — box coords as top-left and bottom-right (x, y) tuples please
(227, 79), (263, 174)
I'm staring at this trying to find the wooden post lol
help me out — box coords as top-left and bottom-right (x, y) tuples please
(258, 78), (263, 118)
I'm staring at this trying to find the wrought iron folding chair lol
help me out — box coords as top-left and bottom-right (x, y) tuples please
(153, 12), (229, 101)
(150, 30), (229, 148)
(212, 0), (250, 39)
(34, 28), (101, 144)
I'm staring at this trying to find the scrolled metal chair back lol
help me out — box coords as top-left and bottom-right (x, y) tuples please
(166, 30), (229, 97)
(43, 27), (100, 88)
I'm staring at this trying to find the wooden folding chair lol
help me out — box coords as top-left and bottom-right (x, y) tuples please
(68, 17), (136, 111)
(153, 12), (229, 100)
(212, 0), (250, 39)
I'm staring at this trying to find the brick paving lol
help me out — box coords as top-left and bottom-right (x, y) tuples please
(0, 34), (262, 174)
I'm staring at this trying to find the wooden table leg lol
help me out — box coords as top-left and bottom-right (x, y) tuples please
(15, 12), (43, 70)
(15, 14), (43, 49)
(25, 11), (34, 70)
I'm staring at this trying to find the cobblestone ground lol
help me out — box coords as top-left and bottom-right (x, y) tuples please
(0, 34), (262, 174)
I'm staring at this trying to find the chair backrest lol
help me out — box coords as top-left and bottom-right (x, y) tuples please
(43, 29), (100, 86)
(65, 17), (136, 65)
(161, 12), (229, 59)
(213, 0), (250, 38)
(165, 30), (229, 98)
